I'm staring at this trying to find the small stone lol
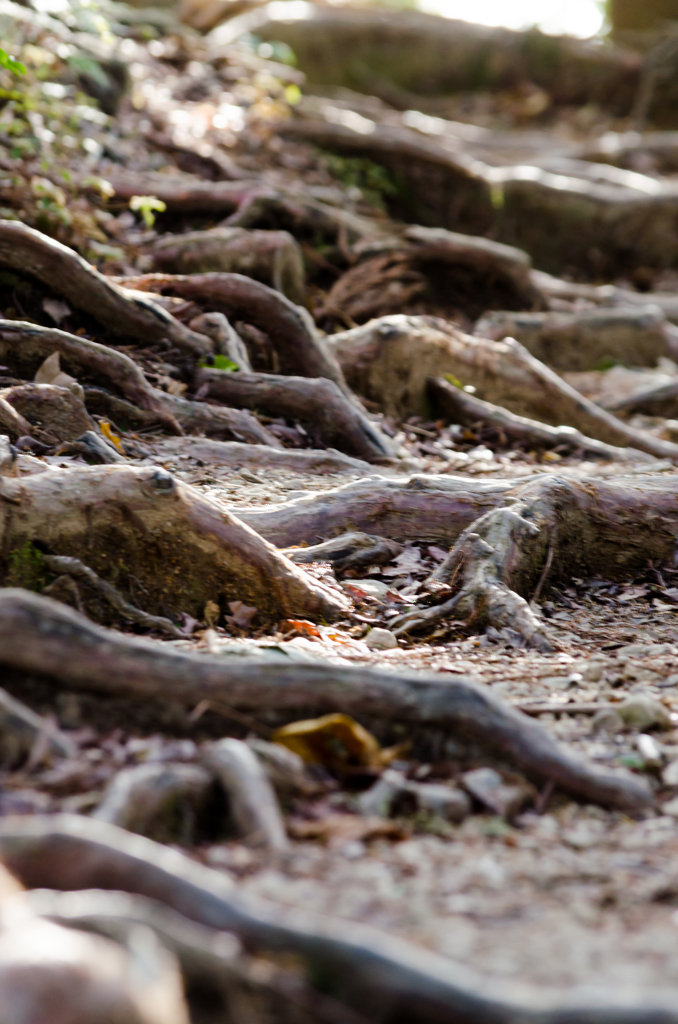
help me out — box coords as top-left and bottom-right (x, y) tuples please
(661, 796), (678, 818)
(662, 759), (678, 786)
(592, 708), (623, 734)
(461, 767), (530, 819)
(357, 769), (407, 817)
(414, 782), (470, 823)
(637, 733), (663, 768)
(617, 695), (673, 731)
(365, 627), (398, 651)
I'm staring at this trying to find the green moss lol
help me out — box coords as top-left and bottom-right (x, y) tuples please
(322, 153), (398, 211)
(5, 540), (51, 591)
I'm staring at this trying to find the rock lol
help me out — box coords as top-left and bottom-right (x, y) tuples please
(357, 770), (470, 823)
(661, 796), (678, 818)
(662, 758), (678, 786)
(637, 733), (664, 768)
(1, 383), (95, 444)
(617, 695), (673, 731)
(365, 627), (398, 651)
(592, 708), (624, 734)
(357, 768), (407, 817)
(414, 782), (471, 823)
(461, 767), (531, 819)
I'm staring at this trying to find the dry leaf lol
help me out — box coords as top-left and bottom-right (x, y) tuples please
(225, 601), (258, 629)
(204, 600), (220, 627)
(280, 619), (320, 638)
(99, 420), (124, 453)
(42, 298), (71, 325)
(273, 713), (382, 773)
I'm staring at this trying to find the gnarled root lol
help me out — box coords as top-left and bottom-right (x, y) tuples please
(195, 368), (395, 462)
(394, 472), (678, 647)
(6, 815), (678, 1024)
(0, 221), (211, 358)
(327, 314), (678, 460)
(0, 465), (349, 622)
(120, 272), (348, 390)
(0, 590), (652, 809)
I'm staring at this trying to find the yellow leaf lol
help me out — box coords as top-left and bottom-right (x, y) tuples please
(273, 713), (382, 773)
(99, 420), (123, 453)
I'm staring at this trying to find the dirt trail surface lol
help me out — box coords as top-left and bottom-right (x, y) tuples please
(6, 2), (678, 1021)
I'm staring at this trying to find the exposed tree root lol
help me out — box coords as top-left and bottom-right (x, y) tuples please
(0, 590), (652, 809)
(42, 555), (184, 637)
(327, 315), (678, 459)
(0, 466), (349, 622)
(152, 437), (376, 475)
(195, 368), (395, 462)
(604, 376), (678, 417)
(161, 392), (282, 445)
(428, 376), (656, 463)
(0, 222), (211, 358)
(188, 312), (252, 371)
(283, 532), (404, 572)
(0, 321), (181, 434)
(5, 815), (678, 1024)
(0, 397), (33, 442)
(153, 227), (306, 306)
(475, 305), (678, 372)
(318, 225), (545, 326)
(236, 472), (516, 548)
(120, 272), (348, 389)
(395, 471), (678, 647)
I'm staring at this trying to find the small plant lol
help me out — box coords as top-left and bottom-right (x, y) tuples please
(0, 48), (25, 75)
(199, 354), (239, 371)
(129, 194), (166, 228)
(322, 153), (398, 210)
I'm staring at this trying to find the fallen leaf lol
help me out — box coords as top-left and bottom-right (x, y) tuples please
(42, 298), (71, 325)
(99, 420), (124, 453)
(204, 600), (221, 628)
(288, 812), (407, 846)
(280, 619), (320, 638)
(273, 713), (382, 774)
(225, 600), (258, 629)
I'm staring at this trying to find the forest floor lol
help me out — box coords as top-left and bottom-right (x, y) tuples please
(5, 2), (678, 1017)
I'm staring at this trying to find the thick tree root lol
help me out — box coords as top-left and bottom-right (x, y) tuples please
(0, 590), (652, 809)
(0, 396), (33, 442)
(283, 532), (404, 572)
(153, 227), (306, 306)
(0, 222), (211, 358)
(327, 315), (678, 459)
(161, 391), (282, 445)
(5, 815), (678, 1024)
(195, 368), (395, 462)
(120, 272), (347, 390)
(318, 224), (545, 325)
(0, 466), (349, 622)
(428, 377), (656, 463)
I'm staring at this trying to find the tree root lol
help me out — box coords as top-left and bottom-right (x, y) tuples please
(0, 466), (349, 622)
(318, 224), (545, 326)
(188, 312), (252, 371)
(428, 376), (656, 463)
(396, 471), (678, 647)
(153, 227), (306, 306)
(153, 437), (376, 475)
(0, 321), (181, 435)
(120, 272), (348, 390)
(6, 815), (678, 1023)
(195, 368), (395, 462)
(0, 396), (33, 442)
(0, 222), (211, 358)
(283, 532), (404, 572)
(42, 555), (184, 637)
(0, 590), (652, 809)
(161, 391), (282, 445)
(206, 738), (289, 852)
(327, 314), (678, 459)
(475, 305), (678, 373)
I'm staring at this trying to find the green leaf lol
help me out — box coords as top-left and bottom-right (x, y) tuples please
(0, 49), (25, 75)
(199, 354), (239, 371)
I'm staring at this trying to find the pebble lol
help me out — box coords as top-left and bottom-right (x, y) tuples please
(357, 770), (470, 823)
(365, 627), (398, 651)
(617, 695), (673, 731)
(637, 733), (663, 768)
(662, 759), (678, 786)
(661, 796), (678, 819)
(461, 767), (530, 819)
